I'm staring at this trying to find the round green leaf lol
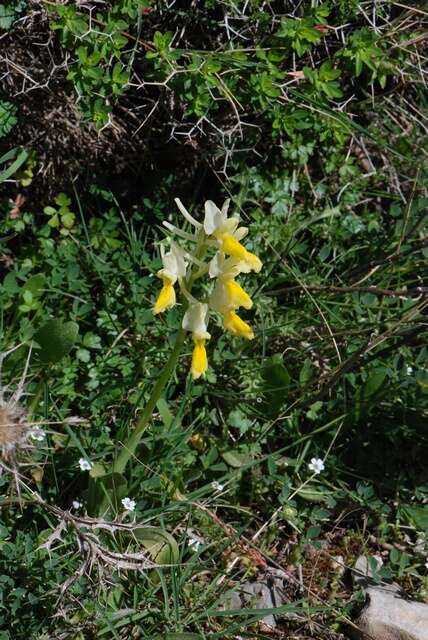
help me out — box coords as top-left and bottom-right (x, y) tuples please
(23, 274), (46, 297)
(34, 318), (79, 363)
(134, 527), (179, 564)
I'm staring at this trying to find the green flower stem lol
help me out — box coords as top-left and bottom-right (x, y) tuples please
(113, 326), (186, 475)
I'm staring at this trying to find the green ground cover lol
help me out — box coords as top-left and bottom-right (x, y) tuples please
(0, 1), (427, 638)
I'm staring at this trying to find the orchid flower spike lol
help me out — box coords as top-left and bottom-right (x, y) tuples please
(182, 302), (210, 379)
(153, 242), (187, 314)
(152, 197), (262, 378)
(204, 201), (262, 273)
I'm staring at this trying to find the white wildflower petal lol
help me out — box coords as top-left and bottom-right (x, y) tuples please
(78, 458), (92, 471)
(159, 242), (188, 283)
(29, 426), (46, 441)
(188, 536), (202, 551)
(234, 226), (248, 241)
(204, 200), (225, 235)
(221, 199), (231, 217)
(209, 281), (228, 314)
(72, 500), (82, 510)
(221, 217), (240, 236)
(170, 242), (187, 277)
(308, 457), (325, 475)
(175, 198), (202, 228)
(208, 252), (226, 278)
(182, 302), (210, 340)
(209, 253), (248, 279)
(211, 481), (224, 492)
(121, 497), (136, 512)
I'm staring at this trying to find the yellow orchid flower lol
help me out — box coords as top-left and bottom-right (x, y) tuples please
(182, 301), (211, 379)
(210, 278), (253, 314)
(153, 242), (187, 315)
(204, 200), (262, 273)
(208, 251), (255, 338)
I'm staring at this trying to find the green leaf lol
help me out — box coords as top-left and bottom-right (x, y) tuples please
(2, 272), (19, 293)
(297, 487), (328, 502)
(0, 147), (28, 184)
(355, 56), (363, 76)
(0, 100), (17, 137)
(361, 369), (387, 398)
(306, 525), (321, 539)
(47, 213), (60, 228)
(23, 274), (46, 298)
(398, 504), (428, 531)
(43, 206), (57, 216)
(260, 354), (290, 416)
(221, 450), (248, 468)
(54, 192), (71, 207)
(156, 398), (174, 429)
(22, 290), (33, 305)
(0, 4), (16, 30)
(160, 635), (203, 640)
(299, 358), (314, 384)
(306, 400), (323, 421)
(134, 527), (179, 564)
(259, 73), (281, 98)
(34, 318), (79, 363)
(262, 354), (290, 389)
(61, 212), (75, 229)
(87, 473), (128, 516)
(89, 462), (107, 478)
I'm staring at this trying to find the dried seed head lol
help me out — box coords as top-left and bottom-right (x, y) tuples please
(0, 401), (28, 457)
(0, 345), (32, 458)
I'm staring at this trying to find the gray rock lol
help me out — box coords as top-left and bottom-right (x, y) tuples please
(222, 568), (289, 628)
(349, 556), (428, 640)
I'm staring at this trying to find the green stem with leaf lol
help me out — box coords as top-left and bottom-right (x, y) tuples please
(112, 326), (186, 474)
(112, 230), (206, 476)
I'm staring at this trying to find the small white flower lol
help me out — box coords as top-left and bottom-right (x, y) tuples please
(407, 366), (413, 375)
(72, 500), (82, 510)
(121, 497), (136, 512)
(211, 481), (224, 492)
(28, 426), (46, 441)
(78, 458), (92, 471)
(188, 536), (202, 551)
(308, 457), (325, 475)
